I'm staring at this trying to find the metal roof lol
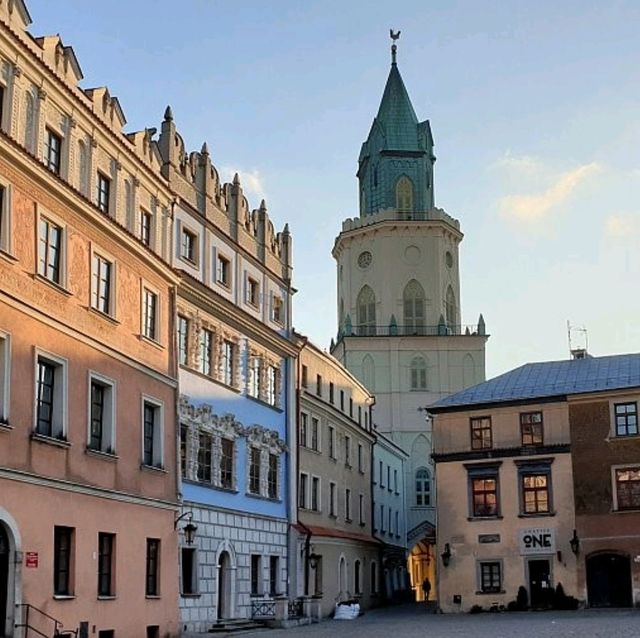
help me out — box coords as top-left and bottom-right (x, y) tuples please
(429, 353), (640, 411)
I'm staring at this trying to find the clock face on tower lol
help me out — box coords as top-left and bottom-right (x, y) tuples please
(358, 251), (373, 269)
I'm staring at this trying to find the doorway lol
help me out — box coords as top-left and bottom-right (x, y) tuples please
(0, 525), (8, 637)
(217, 551), (231, 620)
(528, 559), (552, 608)
(587, 553), (632, 608)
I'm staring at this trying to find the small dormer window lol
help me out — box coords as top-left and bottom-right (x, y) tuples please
(396, 176), (414, 212)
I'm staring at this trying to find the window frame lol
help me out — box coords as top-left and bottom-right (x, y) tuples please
(177, 315), (189, 366)
(220, 438), (234, 490)
(90, 250), (116, 318)
(141, 284), (160, 343)
(141, 396), (164, 469)
(415, 467), (431, 507)
(311, 475), (321, 512)
(96, 172), (111, 215)
(140, 209), (153, 247)
(0, 330), (11, 424)
(612, 401), (639, 438)
(612, 464), (640, 512)
(298, 472), (308, 509)
(221, 339), (235, 387)
(198, 328), (213, 377)
(310, 416), (319, 451)
(470, 416), (493, 450)
(345, 488), (352, 522)
(37, 211), (67, 288)
(97, 532), (115, 598)
(87, 371), (116, 455)
(248, 446), (261, 495)
(477, 560), (503, 594)
(267, 453), (279, 500)
(329, 481), (337, 517)
(145, 538), (161, 597)
(34, 349), (68, 441)
(54, 526), (74, 597)
(516, 460), (553, 516)
(0, 179), (13, 255)
(250, 554), (262, 596)
(44, 127), (62, 175)
(520, 411), (544, 447)
(246, 276), (260, 308)
(179, 225), (198, 266)
(180, 547), (198, 596)
(466, 462), (501, 519)
(215, 252), (231, 288)
(328, 425), (336, 460)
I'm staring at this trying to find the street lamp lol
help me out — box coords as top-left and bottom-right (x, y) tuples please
(175, 511), (198, 545)
(441, 543), (452, 567)
(570, 529), (580, 555)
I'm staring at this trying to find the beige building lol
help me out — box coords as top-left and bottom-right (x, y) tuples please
(0, 1), (181, 636)
(293, 338), (379, 618)
(430, 369), (578, 613)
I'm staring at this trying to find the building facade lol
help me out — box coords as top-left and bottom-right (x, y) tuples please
(431, 353), (640, 612)
(0, 2), (181, 636)
(293, 339), (379, 618)
(372, 432), (409, 601)
(331, 37), (487, 599)
(156, 109), (298, 632)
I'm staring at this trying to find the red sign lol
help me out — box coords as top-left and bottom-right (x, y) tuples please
(25, 552), (38, 568)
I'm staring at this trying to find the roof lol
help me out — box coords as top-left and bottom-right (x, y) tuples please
(429, 353), (640, 411)
(374, 62), (419, 151)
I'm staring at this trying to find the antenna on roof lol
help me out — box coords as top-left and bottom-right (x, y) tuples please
(567, 321), (589, 360)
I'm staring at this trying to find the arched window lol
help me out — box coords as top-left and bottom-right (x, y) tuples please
(403, 279), (425, 334)
(354, 559), (361, 594)
(362, 354), (375, 391)
(416, 467), (431, 506)
(410, 356), (427, 391)
(357, 285), (376, 336)
(77, 139), (89, 197)
(463, 353), (476, 388)
(396, 176), (414, 212)
(445, 286), (456, 328)
(338, 556), (347, 595)
(370, 560), (378, 594)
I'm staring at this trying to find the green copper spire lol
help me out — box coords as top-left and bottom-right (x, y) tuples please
(357, 32), (435, 217)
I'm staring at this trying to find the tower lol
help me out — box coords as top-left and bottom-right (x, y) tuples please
(331, 34), (488, 600)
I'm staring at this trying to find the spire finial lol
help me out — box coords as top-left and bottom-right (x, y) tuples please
(390, 29), (401, 65)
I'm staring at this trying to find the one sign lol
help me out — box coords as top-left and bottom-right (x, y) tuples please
(518, 528), (555, 555)
(25, 552), (38, 568)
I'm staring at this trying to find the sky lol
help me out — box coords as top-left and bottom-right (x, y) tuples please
(26, 0), (640, 379)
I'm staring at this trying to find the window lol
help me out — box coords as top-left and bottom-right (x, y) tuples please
(142, 288), (158, 341)
(410, 356), (427, 390)
(404, 280), (425, 334)
(359, 494), (364, 525)
(354, 560), (361, 595)
(299, 412), (308, 448)
(272, 295), (283, 324)
(221, 340), (235, 386)
(142, 399), (162, 468)
(301, 365), (308, 388)
(358, 443), (363, 473)
(472, 477), (498, 517)
(248, 357), (261, 398)
(370, 562), (378, 595)
(180, 227), (197, 264)
(88, 375), (114, 454)
(345, 435), (351, 467)
(345, 488), (352, 521)
(379, 460), (384, 487)
(251, 555), (262, 596)
(0, 332), (10, 422)
(181, 547), (197, 595)
(97, 532), (115, 597)
(521, 474), (550, 514)
(220, 439), (234, 489)
(340, 390), (345, 411)
(479, 561), (502, 593)
(329, 382), (335, 404)
(394, 469), (398, 494)
(387, 465), (391, 490)
(395, 511), (399, 536)
(247, 277), (259, 307)
(38, 217), (63, 285)
(445, 286), (456, 327)
(145, 539), (160, 596)
(298, 472), (308, 508)
(396, 176), (413, 212)
(388, 508), (392, 534)
(177, 316), (189, 366)
(357, 285), (376, 335)
(614, 402), (638, 437)
(311, 476), (320, 512)
(521, 412), (544, 446)
(269, 556), (279, 596)
(328, 426), (335, 459)
(216, 253), (230, 286)
(268, 453), (278, 499)
(266, 365), (278, 406)
(380, 504), (385, 532)
(358, 406), (362, 425)
(0, 182), (12, 254)
(349, 398), (353, 417)
(44, 128), (61, 174)
(311, 417), (319, 451)
(35, 354), (66, 439)
(91, 254), (114, 315)
(249, 447), (261, 495)
(97, 173), (110, 214)
(140, 210), (152, 246)
(470, 417), (492, 450)
(615, 467), (640, 511)
(197, 432), (212, 483)
(316, 374), (322, 397)
(54, 526), (74, 596)
(329, 482), (336, 517)
(146, 627), (159, 638)
(199, 329), (213, 376)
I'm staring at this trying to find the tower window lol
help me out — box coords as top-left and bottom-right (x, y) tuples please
(396, 176), (414, 213)
(356, 286), (376, 336)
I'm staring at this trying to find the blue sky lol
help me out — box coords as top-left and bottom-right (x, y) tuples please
(27, 1), (640, 378)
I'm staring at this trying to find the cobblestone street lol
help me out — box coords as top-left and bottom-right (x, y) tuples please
(261, 604), (640, 638)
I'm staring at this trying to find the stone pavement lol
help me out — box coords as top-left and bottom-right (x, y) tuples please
(251, 603), (640, 638)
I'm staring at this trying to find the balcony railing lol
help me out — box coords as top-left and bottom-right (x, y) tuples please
(340, 323), (485, 338)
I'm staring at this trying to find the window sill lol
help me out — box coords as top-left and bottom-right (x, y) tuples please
(358, 470), (365, 475)
(97, 596), (116, 601)
(31, 432), (71, 449)
(145, 595), (161, 600)
(467, 515), (503, 521)
(180, 364), (242, 394)
(140, 334), (164, 350)
(140, 463), (167, 474)
(88, 306), (119, 325)
(612, 507), (640, 514)
(345, 518), (353, 524)
(345, 464), (352, 470)
(53, 595), (76, 601)
(608, 433), (640, 441)
(183, 479), (238, 493)
(179, 256), (199, 268)
(517, 512), (555, 518)
(246, 492), (281, 503)
(215, 278), (231, 291)
(0, 248), (18, 263)
(34, 273), (72, 296)
(0, 422), (14, 432)
(329, 514), (338, 520)
(246, 394), (283, 413)
(180, 593), (201, 599)
(475, 590), (506, 596)
(86, 447), (118, 462)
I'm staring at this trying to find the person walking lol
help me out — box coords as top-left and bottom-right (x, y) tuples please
(422, 576), (431, 602)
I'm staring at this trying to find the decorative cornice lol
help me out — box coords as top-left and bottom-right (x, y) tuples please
(432, 443), (571, 464)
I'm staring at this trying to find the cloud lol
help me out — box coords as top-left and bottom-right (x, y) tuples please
(491, 150), (542, 175)
(604, 213), (640, 240)
(498, 162), (601, 223)
(220, 166), (267, 204)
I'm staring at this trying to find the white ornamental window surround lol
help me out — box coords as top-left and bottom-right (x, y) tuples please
(245, 424), (287, 501)
(218, 329), (241, 389)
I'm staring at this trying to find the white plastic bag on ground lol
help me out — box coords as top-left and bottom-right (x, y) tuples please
(334, 602), (360, 620)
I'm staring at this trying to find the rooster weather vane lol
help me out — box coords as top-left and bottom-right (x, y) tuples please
(390, 29), (401, 64)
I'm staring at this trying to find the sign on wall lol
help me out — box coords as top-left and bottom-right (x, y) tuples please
(25, 552), (38, 568)
(518, 528), (555, 555)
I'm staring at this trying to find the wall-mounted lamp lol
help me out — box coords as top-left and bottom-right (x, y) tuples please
(309, 552), (322, 569)
(570, 529), (580, 555)
(441, 543), (452, 567)
(175, 511), (198, 545)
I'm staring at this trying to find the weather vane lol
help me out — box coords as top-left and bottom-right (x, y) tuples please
(390, 29), (401, 64)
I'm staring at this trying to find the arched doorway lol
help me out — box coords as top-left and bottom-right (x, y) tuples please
(587, 552), (632, 607)
(0, 525), (8, 637)
(217, 551), (232, 620)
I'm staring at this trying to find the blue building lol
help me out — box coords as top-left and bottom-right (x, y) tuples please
(157, 109), (298, 631)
